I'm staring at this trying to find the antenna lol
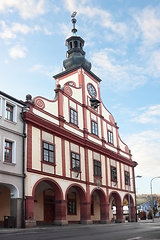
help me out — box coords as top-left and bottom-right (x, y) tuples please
(71, 11), (77, 35)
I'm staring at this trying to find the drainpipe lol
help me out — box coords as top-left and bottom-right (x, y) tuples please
(21, 105), (29, 228)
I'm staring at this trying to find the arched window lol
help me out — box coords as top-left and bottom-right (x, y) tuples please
(74, 41), (78, 48)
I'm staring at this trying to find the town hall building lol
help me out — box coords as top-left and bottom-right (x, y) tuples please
(23, 13), (137, 227)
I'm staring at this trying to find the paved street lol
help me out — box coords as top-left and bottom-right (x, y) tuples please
(0, 221), (160, 240)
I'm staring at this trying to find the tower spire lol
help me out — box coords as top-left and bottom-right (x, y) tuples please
(71, 11), (77, 36)
(62, 12), (92, 71)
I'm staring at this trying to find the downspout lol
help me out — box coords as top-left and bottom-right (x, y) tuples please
(21, 105), (29, 228)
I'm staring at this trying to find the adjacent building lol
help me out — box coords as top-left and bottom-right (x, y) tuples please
(0, 91), (28, 228)
(24, 15), (137, 227)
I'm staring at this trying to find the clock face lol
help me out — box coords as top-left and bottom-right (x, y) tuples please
(87, 83), (96, 97)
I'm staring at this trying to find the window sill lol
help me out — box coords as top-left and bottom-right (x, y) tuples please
(5, 119), (17, 125)
(3, 161), (16, 166)
(69, 122), (79, 128)
(42, 161), (56, 166)
(111, 180), (117, 183)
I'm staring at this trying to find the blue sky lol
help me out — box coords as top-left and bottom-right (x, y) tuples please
(0, 0), (160, 194)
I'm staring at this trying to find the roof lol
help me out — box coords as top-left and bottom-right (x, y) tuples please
(0, 90), (27, 106)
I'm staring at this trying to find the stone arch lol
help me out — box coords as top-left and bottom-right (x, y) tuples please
(66, 184), (92, 224)
(0, 183), (20, 227)
(123, 193), (135, 222)
(32, 177), (63, 199)
(65, 183), (86, 202)
(26, 178), (65, 226)
(109, 191), (123, 223)
(91, 188), (108, 223)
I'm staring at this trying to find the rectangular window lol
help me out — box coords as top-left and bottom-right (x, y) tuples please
(125, 171), (130, 185)
(6, 103), (13, 121)
(70, 108), (78, 125)
(68, 193), (76, 214)
(111, 166), (117, 181)
(4, 140), (12, 163)
(108, 131), (113, 144)
(94, 160), (101, 176)
(71, 152), (80, 171)
(43, 142), (54, 163)
(91, 121), (98, 136)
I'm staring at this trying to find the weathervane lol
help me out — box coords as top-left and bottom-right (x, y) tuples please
(71, 11), (77, 36)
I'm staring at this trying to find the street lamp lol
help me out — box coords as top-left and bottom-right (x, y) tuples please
(128, 175), (142, 222)
(150, 176), (160, 221)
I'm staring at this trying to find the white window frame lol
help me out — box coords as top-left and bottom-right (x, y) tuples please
(3, 137), (16, 164)
(4, 100), (17, 122)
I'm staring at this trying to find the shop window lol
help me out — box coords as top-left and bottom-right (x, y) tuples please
(67, 193), (76, 214)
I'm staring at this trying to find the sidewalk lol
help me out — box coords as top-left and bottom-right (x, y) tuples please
(0, 219), (160, 233)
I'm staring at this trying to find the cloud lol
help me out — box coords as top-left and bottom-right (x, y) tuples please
(30, 64), (60, 78)
(91, 49), (147, 91)
(133, 6), (160, 47)
(0, 0), (48, 19)
(145, 50), (160, 79)
(131, 105), (160, 124)
(0, 21), (42, 40)
(8, 45), (28, 58)
(124, 130), (160, 177)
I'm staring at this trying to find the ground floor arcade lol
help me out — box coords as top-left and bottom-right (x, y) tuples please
(25, 178), (136, 227)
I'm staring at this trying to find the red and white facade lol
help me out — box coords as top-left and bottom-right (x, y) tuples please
(24, 18), (137, 226)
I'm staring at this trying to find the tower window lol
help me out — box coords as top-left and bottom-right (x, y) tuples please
(70, 42), (72, 49)
(74, 41), (78, 48)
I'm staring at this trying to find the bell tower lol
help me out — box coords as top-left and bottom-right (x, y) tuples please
(63, 12), (92, 71)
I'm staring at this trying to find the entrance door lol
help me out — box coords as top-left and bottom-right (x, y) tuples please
(44, 196), (55, 223)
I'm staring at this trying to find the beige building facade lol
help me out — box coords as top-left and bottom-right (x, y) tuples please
(24, 15), (137, 227)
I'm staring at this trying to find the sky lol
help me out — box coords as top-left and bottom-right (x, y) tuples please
(0, 0), (160, 195)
